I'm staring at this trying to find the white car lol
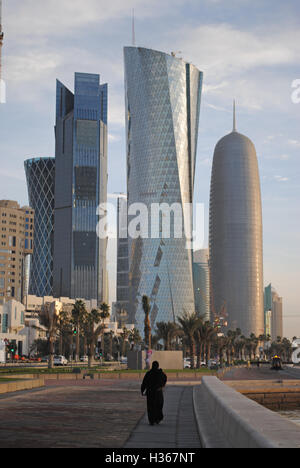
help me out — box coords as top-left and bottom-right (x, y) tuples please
(80, 356), (88, 362)
(54, 355), (68, 366)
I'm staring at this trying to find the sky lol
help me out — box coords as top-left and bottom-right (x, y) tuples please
(0, 0), (299, 339)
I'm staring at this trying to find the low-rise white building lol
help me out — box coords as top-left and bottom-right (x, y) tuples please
(0, 300), (27, 356)
(0, 295), (137, 360)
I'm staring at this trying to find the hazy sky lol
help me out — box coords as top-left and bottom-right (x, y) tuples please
(0, 0), (299, 338)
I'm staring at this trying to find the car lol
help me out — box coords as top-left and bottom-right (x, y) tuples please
(184, 358), (191, 368)
(208, 359), (219, 369)
(54, 355), (68, 366)
(120, 356), (128, 364)
(80, 356), (88, 362)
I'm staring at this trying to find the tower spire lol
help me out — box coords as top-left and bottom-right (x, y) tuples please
(233, 99), (237, 132)
(132, 8), (136, 47)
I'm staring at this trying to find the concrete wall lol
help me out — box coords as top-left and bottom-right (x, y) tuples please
(127, 351), (183, 370)
(0, 377), (44, 395)
(194, 376), (300, 448)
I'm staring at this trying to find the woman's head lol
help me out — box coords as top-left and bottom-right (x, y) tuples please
(152, 361), (159, 370)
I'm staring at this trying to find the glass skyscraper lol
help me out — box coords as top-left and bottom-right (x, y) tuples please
(24, 157), (55, 297)
(209, 114), (264, 337)
(53, 73), (108, 303)
(116, 195), (129, 315)
(193, 249), (210, 322)
(124, 47), (203, 332)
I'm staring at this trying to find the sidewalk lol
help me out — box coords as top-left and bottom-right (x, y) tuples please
(124, 386), (201, 448)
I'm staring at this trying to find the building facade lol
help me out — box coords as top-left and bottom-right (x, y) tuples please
(53, 73), (108, 304)
(264, 283), (283, 341)
(124, 47), (203, 332)
(193, 249), (210, 322)
(209, 115), (264, 337)
(115, 195), (129, 321)
(0, 201), (34, 304)
(24, 157), (55, 297)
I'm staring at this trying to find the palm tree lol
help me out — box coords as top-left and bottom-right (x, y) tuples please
(120, 327), (131, 357)
(142, 295), (151, 350)
(129, 328), (142, 349)
(57, 310), (72, 357)
(99, 303), (111, 322)
(202, 321), (218, 365)
(249, 333), (259, 360)
(194, 318), (205, 368)
(98, 303), (110, 357)
(82, 309), (105, 368)
(155, 321), (180, 350)
(38, 302), (62, 369)
(178, 311), (201, 369)
(72, 300), (87, 362)
(216, 335), (229, 367)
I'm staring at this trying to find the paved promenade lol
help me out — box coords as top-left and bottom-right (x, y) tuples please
(0, 365), (299, 448)
(0, 379), (145, 448)
(125, 386), (201, 448)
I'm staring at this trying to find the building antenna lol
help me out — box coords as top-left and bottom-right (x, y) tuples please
(132, 8), (136, 47)
(233, 99), (237, 132)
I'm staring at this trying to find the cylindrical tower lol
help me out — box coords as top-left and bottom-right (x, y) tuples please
(124, 46), (203, 332)
(209, 115), (264, 337)
(24, 157), (55, 297)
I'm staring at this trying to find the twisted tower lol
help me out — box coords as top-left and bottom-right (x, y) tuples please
(124, 47), (203, 331)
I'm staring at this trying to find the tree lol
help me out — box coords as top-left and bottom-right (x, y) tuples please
(99, 303), (111, 322)
(72, 300), (87, 362)
(38, 302), (62, 369)
(155, 321), (181, 350)
(81, 309), (106, 367)
(129, 328), (142, 349)
(178, 311), (201, 369)
(120, 327), (131, 357)
(201, 321), (218, 366)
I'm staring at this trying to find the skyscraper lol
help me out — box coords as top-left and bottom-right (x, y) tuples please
(193, 249), (210, 322)
(124, 46), (203, 332)
(116, 195), (129, 316)
(209, 106), (264, 337)
(264, 284), (283, 340)
(0, 200), (34, 304)
(24, 157), (55, 297)
(53, 73), (108, 304)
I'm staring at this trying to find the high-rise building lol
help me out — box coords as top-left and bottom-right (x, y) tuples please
(209, 107), (264, 337)
(116, 196), (129, 319)
(24, 157), (55, 297)
(193, 249), (210, 322)
(0, 200), (34, 304)
(53, 73), (108, 304)
(124, 46), (203, 332)
(264, 284), (283, 341)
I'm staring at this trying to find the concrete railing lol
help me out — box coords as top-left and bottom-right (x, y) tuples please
(194, 376), (300, 448)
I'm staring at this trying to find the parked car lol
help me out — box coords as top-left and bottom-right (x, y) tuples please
(184, 358), (191, 368)
(54, 355), (68, 366)
(208, 359), (219, 370)
(120, 356), (128, 364)
(80, 356), (88, 362)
